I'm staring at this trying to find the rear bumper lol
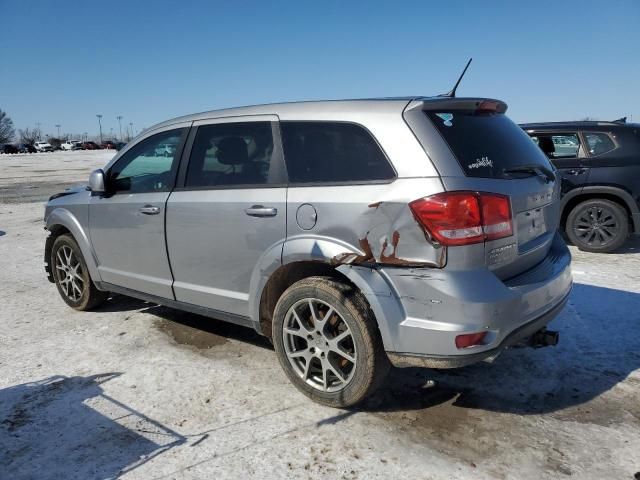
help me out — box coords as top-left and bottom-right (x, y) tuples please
(387, 289), (570, 368)
(379, 232), (572, 367)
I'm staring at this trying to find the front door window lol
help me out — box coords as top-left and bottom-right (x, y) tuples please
(109, 129), (186, 193)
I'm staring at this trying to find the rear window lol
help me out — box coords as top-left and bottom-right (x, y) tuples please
(426, 111), (553, 178)
(281, 122), (395, 183)
(584, 132), (616, 156)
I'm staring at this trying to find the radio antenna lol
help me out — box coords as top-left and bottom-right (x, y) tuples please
(440, 58), (473, 98)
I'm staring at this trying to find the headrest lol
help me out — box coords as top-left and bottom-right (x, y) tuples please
(217, 137), (248, 165)
(538, 137), (555, 154)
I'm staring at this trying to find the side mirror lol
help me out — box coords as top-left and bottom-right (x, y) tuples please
(89, 169), (106, 194)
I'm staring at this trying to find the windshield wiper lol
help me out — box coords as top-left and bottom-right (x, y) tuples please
(502, 164), (555, 183)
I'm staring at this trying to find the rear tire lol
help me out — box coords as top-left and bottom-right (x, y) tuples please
(51, 234), (108, 310)
(272, 276), (389, 408)
(566, 199), (628, 253)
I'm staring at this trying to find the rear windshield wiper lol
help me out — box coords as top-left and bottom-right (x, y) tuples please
(502, 164), (556, 183)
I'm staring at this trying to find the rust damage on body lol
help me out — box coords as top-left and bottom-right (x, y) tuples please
(330, 201), (446, 268)
(379, 230), (407, 264)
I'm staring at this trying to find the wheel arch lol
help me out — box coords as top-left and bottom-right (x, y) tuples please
(561, 186), (640, 233)
(45, 208), (102, 283)
(249, 236), (401, 351)
(44, 224), (70, 283)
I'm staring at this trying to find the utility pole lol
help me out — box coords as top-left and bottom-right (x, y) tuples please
(116, 115), (123, 141)
(55, 124), (61, 138)
(96, 114), (103, 144)
(35, 122), (41, 140)
(129, 122), (134, 138)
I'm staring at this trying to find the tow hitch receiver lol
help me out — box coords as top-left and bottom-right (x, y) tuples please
(529, 328), (559, 348)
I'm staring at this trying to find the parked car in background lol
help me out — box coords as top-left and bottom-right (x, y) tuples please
(44, 97), (572, 407)
(101, 140), (117, 149)
(522, 118), (640, 253)
(154, 143), (176, 157)
(114, 142), (127, 151)
(62, 140), (83, 151)
(81, 141), (101, 150)
(17, 143), (37, 153)
(34, 141), (53, 152)
(1, 144), (19, 154)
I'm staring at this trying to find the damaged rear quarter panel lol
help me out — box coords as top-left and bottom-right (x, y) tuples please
(285, 177), (446, 268)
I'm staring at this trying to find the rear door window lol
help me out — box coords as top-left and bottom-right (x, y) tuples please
(426, 111), (553, 178)
(281, 122), (395, 183)
(529, 133), (583, 159)
(185, 122), (282, 188)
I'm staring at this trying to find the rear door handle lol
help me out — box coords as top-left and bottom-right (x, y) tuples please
(244, 205), (277, 217)
(139, 205), (161, 215)
(566, 168), (587, 176)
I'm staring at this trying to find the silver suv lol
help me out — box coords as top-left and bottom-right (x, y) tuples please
(44, 97), (572, 407)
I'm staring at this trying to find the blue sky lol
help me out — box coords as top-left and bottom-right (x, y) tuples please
(2, 0), (638, 138)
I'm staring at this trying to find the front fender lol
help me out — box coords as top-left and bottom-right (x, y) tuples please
(45, 207), (102, 283)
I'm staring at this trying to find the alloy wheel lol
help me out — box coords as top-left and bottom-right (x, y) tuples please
(55, 245), (85, 302)
(282, 298), (357, 393)
(572, 205), (619, 248)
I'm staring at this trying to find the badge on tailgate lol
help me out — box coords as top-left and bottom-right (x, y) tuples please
(527, 208), (546, 237)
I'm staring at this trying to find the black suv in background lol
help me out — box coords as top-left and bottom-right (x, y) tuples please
(1, 144), (19, 154)
(521, 119), (640, 252)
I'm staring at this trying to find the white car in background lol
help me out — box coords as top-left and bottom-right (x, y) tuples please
(61, 140), (82, 151)
(34, 141), (54, 152)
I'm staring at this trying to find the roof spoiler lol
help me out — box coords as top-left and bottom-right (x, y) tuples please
(407, 97), (508, 114)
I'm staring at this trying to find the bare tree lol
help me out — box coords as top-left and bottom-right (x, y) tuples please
(19, 128), (40, 145)
(0, 109), (15, 144)
(49, 138), (62, 150)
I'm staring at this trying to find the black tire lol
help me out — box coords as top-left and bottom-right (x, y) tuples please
(565, 199), (629, 253)
(272, 276), (389, 408)
(51, 234), (108, 310)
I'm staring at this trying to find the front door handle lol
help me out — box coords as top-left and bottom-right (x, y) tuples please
(139, 205), (161, 215)
(566, 168), (587, 176)
(244, 205), (277, 217)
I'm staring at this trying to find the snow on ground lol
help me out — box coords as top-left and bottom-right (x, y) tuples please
(0, 151), (639, 479)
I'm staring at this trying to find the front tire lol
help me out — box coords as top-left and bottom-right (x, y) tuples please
(566, 199), (628, 253)
(51, 234), (108, 310)
(272, 276), (389, 408)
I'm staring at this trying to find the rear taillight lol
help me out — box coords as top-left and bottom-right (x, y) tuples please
(480, 193), (513, 241)
(409, 191), (513, 246)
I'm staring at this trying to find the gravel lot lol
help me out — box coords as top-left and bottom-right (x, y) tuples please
(1, 150), (639, 479)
